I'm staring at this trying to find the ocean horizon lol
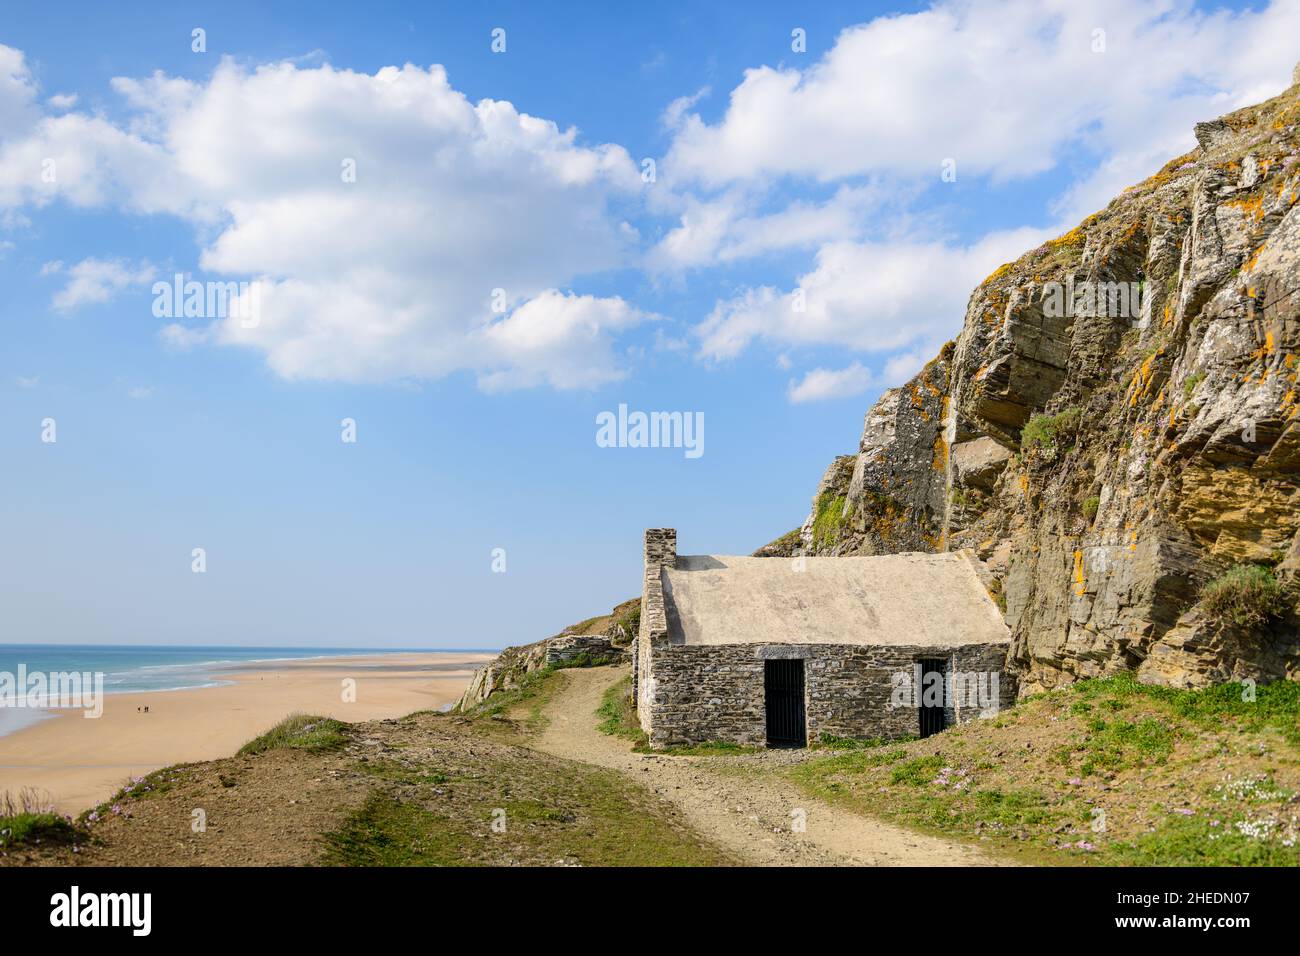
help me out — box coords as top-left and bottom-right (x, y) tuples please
(0, 644), (495, 738)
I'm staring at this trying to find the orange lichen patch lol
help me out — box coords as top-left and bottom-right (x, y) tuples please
(1242, 242), (1266, 273)
(1225, 193), (1265, 223)
(1281, 388), (1298, 421)
(932, 432), (948, 473)
(1251, 329), (1277, 365)
(1018, 473), (1030, 496)
(1128, 350), (1163, 406)
(1072, 549), (1086, 596)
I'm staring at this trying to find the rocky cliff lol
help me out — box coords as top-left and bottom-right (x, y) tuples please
(780, 68), (1300, 692)
(455, 599), (638, 710)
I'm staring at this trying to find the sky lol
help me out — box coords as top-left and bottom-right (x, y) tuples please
(1, 0), (1297, 648)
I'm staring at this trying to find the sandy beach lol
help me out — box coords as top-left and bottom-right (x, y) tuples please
(0, 652), (492, 814)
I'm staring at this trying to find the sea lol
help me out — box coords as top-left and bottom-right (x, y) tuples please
(0, 644), (479, 739)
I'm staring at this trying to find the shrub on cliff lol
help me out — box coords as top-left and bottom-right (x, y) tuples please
(1020, 407), (1083, 460)
(1200, 565), (1287, 630)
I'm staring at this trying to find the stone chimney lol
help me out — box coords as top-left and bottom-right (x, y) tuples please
(1293, 60), (1300, 87)
(644, 528), (677, 572)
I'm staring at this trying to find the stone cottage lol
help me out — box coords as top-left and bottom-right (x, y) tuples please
(634, 529), (1015, 749)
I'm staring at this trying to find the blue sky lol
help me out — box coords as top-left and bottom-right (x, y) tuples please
(1, 0), (1296, 648)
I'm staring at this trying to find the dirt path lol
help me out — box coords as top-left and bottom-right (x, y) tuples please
(534, 666), (1007, 867)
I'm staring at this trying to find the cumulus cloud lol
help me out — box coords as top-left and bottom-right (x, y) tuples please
(695, 227), (1047, 361)
(648, 184), (885, 272)
(787, 362), (873, 403)
(0, 50), (646, 388)
(671, 0), (1300, 379)
(664, 0), (1300, 189)
(475, 291), (654, 391)
(49, 257), (156, 311)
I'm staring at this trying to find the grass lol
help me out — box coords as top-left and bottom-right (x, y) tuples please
(324, 744), (732, 866)
(1020, 406), (1083, 458)
(811, 490), (850, 550)
(1082, 495), (1100, 519)
(463, 666), (570, 738)
(596, 675), (649, 747)
(786, 671), (1300, 865)
(0, 788), (85, 851)
(1198, 564), (1288, 630)
(322, 792), (470, 866)
(237, 713), (349, 756)
(0, 812), (83, 850)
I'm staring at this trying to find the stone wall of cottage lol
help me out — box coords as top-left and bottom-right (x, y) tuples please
(646, 641), (1015, 748)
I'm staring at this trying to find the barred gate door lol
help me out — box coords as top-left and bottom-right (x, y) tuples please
(918, 657), (948, 738)
(764, 659), (807, 747)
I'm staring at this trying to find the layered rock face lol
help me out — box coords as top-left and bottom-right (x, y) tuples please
(791, 76), (1300, 692)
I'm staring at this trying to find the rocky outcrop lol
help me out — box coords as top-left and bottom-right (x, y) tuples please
(788, 70), (1300, 692)
(455, 600), (637, 711)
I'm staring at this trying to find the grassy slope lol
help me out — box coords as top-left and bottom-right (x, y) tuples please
(787, 673), (1300, 865)
(2, 696), (731, 867)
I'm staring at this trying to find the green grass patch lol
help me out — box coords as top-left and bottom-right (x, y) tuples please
(356, 759), (449, 787)
(463, 666), (570, 738)
(811, 491), (850, 550)
(1198, 564), (1288, 630)
(596, 675), (649, 747)
(238, 714), (348, 756)
(1020, 407), (1083, 458)
(890, 754), (946, 786)
(321, 792), (471, 866)
(1107, 812), (1300, 866)
(0, 812), (84, 850)
(1072, 669), (1300, 744)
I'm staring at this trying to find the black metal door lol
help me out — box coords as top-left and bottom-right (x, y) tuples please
(918, 657), (948, 738)
(765, 659), (806, 747)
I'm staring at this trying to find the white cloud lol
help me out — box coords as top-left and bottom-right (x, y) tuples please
(128, 385), (154, 399)
(787, 362), (873, 404)
(664, 0), (1300, 188)
(50, 257), (156, 311)
(47, 93), (77, 110)
(16, 375), (38, 388)
(648, 184), (884, 271)
(475, 291), (654, 391)
(1, 53), (646, 388)
(695, 227), (1047, 361)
